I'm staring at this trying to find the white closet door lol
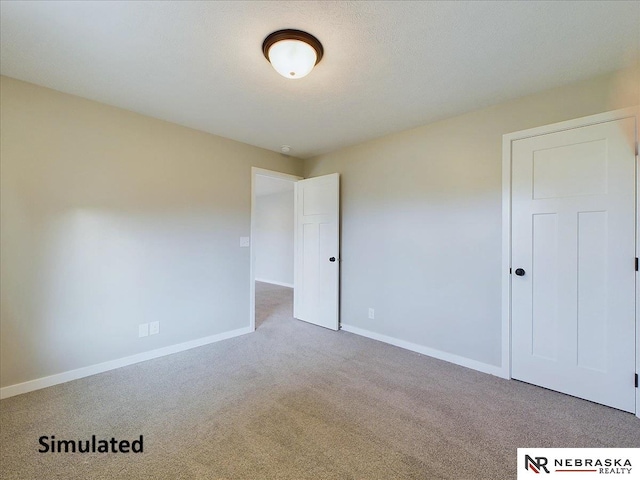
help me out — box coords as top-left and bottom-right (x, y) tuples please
(511, 117), (636, 412)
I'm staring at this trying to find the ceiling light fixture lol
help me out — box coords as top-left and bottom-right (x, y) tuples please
(262, 29), (323, 79)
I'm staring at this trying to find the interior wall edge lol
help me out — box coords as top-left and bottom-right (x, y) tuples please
(0, 326), (252, 400)
(254, 278), (294, 289)
(340, 323), (506, 379)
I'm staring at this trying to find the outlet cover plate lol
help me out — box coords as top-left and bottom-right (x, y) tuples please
(139, 323), (149, 337)
(149, 321), (160, 335)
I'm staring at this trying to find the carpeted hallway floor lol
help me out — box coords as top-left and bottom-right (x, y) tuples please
(1, 281), (639, 479)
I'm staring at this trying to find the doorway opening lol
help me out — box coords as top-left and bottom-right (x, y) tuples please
(249, 168), (302, 330)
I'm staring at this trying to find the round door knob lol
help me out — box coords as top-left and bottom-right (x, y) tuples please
(514, 268), (525, 276)
(329, 257), (336, 262)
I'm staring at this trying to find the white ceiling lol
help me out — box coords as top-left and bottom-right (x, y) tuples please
(1, 1), (638, 159)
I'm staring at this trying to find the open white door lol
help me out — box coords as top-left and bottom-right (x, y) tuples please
(294, 173), (340, 330)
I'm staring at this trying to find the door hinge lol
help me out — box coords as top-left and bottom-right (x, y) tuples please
(636, 258), (638, 272)
(635, 374), (638, 388)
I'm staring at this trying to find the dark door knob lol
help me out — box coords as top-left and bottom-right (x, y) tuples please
(514, 268), (525, 276)
(329, 257), (336, 262)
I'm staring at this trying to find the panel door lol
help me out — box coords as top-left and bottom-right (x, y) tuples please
(294, 173), (340, 330)
(511, 117), (636, 412)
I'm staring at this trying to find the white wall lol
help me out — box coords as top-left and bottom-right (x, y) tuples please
(0, 76), (304, 390)
(254, 182), (294, 287)
(305, 68), (640, 372)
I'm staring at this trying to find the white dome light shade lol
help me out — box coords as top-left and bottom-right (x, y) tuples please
(262, 30), (324, 80)
(268, 40), (317, 79)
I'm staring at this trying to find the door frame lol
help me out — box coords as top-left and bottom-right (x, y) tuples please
(501, 107), (640, 416)
(249, 167), (303, 331)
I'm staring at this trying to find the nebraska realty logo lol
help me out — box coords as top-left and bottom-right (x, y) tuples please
(518, 449), (639, 478)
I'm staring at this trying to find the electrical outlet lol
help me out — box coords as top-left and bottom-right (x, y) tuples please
(149, 321), (160, 336)
(138, 323), (149, 338)
(368, 308), (375, 319)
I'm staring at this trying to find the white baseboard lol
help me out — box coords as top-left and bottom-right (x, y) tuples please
(255, 278), (294, 288)
(0, 326), (252, 400)
(340, 323), (505, 378)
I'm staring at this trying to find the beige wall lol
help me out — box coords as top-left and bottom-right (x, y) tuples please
(305, 68), (639, 369)
(0, 76), (303, 388)
(2, 67), (638, 391)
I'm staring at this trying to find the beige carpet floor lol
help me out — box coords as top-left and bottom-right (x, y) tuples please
(1, 281), (639, 479)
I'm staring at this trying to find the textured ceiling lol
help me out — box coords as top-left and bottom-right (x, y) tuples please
(1, 1), (639, 159)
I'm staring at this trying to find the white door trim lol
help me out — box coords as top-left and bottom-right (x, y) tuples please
(501, 107), (640, 416)
(249, 167), (303, 331)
